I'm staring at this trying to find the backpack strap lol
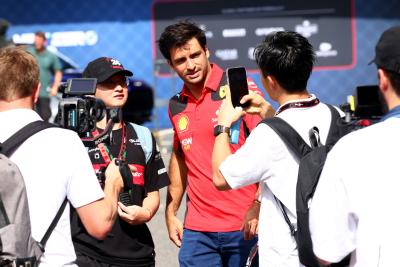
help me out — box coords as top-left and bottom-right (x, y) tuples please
(0, 120), (66, 252)
(260, 117), (312, 237)
(273, 195), (297, 237)
(261, 107), (343, 241)
(260, 117), (311, 159)
(129, 123), (153, 164)
(38, 197), (68, 251)
(0, 120), (56, 157)
(325, 104), (343, 147)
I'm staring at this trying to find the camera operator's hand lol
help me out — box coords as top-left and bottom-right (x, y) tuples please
(104, 159), (124, 192)
(117, 202), (152, 225)
(240, 90), (275, 119)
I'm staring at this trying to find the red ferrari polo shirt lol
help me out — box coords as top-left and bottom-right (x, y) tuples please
(168, 63), (262, 231)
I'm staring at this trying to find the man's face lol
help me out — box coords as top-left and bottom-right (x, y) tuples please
(168, 37), (211, 87)
(34, 35), (46, 51)
(95, 74), (129, 108)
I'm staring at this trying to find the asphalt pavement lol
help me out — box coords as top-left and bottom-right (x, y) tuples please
(148, 129), (185, 267)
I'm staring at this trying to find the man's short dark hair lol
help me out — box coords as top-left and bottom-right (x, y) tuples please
(385, 70), (400, 96)
(158, 20), (207, 61)
(254, 31), (315, 93)
(34, 31), (46, 40)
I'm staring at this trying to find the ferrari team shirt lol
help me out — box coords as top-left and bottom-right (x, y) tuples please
(168, 63), (262, 231)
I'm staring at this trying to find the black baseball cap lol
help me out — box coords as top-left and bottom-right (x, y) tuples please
(83, 57), (133, 83)
(369, 26), (400, 74)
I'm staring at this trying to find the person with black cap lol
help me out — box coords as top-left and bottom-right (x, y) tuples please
(70, 57), (169, 267)
(309, 25), (400, 266)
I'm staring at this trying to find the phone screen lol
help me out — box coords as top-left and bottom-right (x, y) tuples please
(227, 67), (250, 108)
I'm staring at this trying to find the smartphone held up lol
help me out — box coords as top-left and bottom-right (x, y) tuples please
(226, 66), (250, 144)
(226, 66), (250, 108)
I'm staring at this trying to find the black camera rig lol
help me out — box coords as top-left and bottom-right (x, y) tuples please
(55, 78), (133, 203)
(57, 78), (103, 135)
(55, 78), (122, 147)
(340, 85), (387, 131)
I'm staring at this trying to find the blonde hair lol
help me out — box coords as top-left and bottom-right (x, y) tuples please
(0, 46), (39, 101)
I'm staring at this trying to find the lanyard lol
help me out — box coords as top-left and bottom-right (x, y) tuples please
(275, 96), (320, 116)
(380, 105), (400, 121)
(92, 122), (127, 164)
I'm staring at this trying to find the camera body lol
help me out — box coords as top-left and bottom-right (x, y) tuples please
(340, 85), (387, 131)
(57, 78), (105, 136)
(56, 79), (139, 205)
(56, 79), (133, 202)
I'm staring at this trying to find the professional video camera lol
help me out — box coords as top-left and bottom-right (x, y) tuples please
(340, 85), (387, 131)
(56, 78), (123, 147)
(57, 78), (105, 135)
(55, 78), (133, 204)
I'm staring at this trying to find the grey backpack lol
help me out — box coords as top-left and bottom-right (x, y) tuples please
(0, 121), (67, 267)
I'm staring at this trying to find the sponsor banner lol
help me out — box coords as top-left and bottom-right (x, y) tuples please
(152, 0), (355, 75)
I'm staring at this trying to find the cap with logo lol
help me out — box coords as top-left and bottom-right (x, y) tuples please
(83, 57), (133, 83)
(370, 26), (400, 74)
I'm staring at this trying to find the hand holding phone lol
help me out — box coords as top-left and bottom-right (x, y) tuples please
(227, 67), (250, 108)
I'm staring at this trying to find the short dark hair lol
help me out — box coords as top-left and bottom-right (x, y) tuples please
(158, 20), (207, 61)
(254, 31), (315, 93)
(34, 31), (46, 40)
(385, 69), (400, 96)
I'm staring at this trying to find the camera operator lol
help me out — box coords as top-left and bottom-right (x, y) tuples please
(70, 57), (169, 267)
(0, 47), (124, 266)
(309, 26), (400, 266)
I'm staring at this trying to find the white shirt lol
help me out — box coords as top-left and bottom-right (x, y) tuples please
(220, 98), (337, 267)
(310, 117), (400, 267)
(0, 109), (104, 267)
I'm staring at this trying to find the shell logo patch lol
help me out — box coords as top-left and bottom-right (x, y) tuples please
(177, 115), (189, 132)
(219, 85), (228, 99)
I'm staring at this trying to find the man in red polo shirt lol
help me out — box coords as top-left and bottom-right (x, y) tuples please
(158, 21), (268, 266)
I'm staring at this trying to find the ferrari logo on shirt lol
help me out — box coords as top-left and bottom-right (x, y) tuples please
(177, 115), (189, 132)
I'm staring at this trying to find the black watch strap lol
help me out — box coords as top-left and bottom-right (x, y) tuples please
(214, 125), (231, 137)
